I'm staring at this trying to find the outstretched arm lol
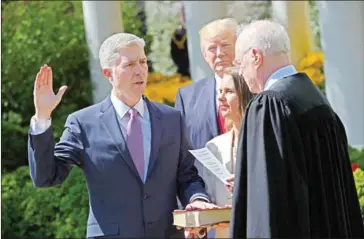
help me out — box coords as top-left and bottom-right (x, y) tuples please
(28, 65), (83, 187)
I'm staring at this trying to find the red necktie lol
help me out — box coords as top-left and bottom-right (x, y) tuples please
(217, 104), (226, 134)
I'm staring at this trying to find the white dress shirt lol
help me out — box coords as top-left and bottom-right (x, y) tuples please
(264, 65), (297, 91)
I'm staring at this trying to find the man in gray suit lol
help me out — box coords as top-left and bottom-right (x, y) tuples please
(28, 33), (215, 238)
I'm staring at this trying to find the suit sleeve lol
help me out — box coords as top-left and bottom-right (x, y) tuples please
(28, 114), (84, 188)
(176, 112), (210, 207)
(231, 94), (309, 238)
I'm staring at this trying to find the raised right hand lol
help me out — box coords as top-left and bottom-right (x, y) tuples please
(33, 65), (67, 120)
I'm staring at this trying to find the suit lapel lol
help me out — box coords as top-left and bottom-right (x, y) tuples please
(99, 96), (141, 180)
(203, 78), (219, 136)
(144, 97), (162, 179)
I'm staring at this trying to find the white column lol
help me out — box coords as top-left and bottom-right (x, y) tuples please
(317, 1), (364, 149)
(271, 1), (313, 66)
(183, 1), (229, 82)
(82, 1), (123, 103)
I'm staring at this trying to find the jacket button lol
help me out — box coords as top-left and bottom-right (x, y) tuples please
(143, 194), (148, 200)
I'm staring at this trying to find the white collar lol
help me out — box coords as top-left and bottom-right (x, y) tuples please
(264, 65), (297, 91)
(110, 92), (144, 119)
(214, 73), (222, 90)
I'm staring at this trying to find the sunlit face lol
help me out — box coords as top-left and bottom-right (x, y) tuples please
(103, 44), (148, 104)
(202, 31), (236, 75)
(218, 74), (239, 120)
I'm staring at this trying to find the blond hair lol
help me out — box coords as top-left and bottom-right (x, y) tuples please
(199, 18), (239, 48)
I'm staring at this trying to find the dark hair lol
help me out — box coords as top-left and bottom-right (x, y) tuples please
(223, 67), (255, 121)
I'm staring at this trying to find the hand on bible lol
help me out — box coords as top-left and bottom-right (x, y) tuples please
(181, 200), (222, 238)
(33, 65), (67, 120)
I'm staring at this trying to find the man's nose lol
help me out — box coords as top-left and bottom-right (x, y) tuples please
(216, 47), (225, 57)
(134, 64), (142, 74)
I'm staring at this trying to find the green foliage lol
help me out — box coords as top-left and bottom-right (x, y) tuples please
(1, 1), (93, 172)
(308, 0), (322, 50)
(349, 147), (364, 170)
(353, 169), (364, 219)
(1, 166), (88, 238)
(121, 1), (153, 69)
(318, 81), (325, 95)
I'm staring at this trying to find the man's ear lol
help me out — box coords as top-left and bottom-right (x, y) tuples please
(252, 48), (263, 69)
(102, 68), (112, 79)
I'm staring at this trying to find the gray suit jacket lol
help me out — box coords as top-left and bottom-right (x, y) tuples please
(27, 95), (209, 238)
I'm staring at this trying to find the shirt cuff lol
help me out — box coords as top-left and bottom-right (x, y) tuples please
(189, 193), (211, 203)
(30, 115), (52, 135)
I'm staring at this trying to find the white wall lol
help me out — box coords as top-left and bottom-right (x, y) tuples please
(183, 1), (229, 81)
(317, 1), (364, 149)
(82, 1), (123, 103)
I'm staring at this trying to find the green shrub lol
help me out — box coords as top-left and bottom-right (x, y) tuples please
(121, 1), (153, 61)
(1, 1), (93, 172)
(349, 146), (364, 170)
(1, 166), (88, 238)
(308, 0), (322, 51)
(353, 169), (364, 220)
(1, 1), (154, 173)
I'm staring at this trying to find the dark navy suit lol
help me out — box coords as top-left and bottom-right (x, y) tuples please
(175, 77), (220, 149)
(27, 95), (209, 238)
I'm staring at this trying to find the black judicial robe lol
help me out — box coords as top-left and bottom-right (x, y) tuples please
(230, 73), (364, 238)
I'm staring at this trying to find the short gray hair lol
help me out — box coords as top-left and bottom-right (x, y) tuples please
(236, 19), (290, 57)
(99, 33), (146, 69)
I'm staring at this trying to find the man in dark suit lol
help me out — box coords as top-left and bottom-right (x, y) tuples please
(28, 33), (216, 238)
(174, 18), (239, 150)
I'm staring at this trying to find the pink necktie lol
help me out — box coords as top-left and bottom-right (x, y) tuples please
(126, 108), (144, 180)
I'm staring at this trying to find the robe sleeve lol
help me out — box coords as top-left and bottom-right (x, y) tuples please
(231, 93), (310, 238)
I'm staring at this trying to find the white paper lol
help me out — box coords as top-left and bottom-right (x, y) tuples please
(189, 147), (233, 184)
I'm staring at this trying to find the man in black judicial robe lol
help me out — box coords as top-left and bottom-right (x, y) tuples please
(230, 19), (364, 238)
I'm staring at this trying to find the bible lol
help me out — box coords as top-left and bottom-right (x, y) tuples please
(173, 208), (232, 227)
